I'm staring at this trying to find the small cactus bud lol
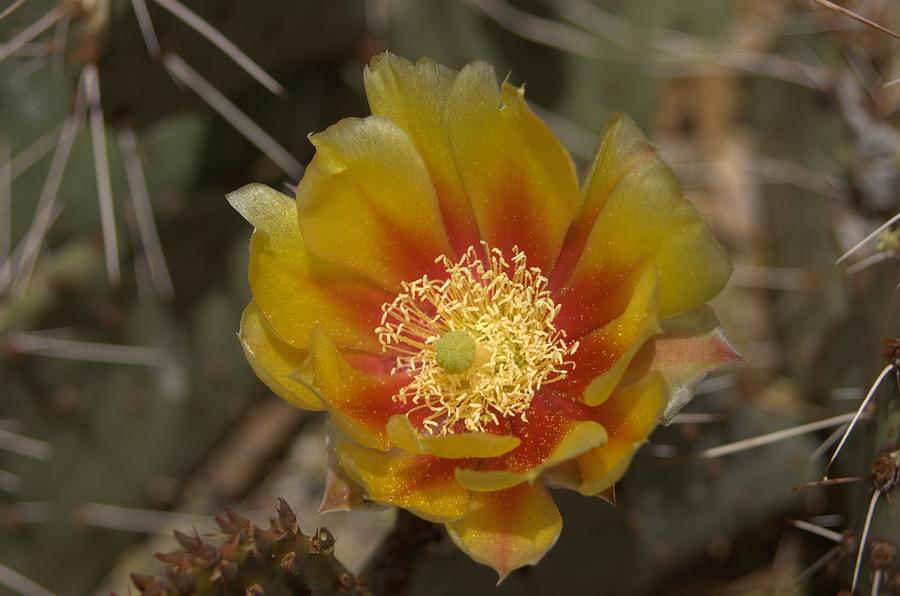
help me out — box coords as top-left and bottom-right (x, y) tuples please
(214, 514), (241, 535)
(133, 500), (362, 595)
(225, 506), (251, 529)
(174, 529), (218, 562)
(276, 498), (297, 533)
(174, 529), (201, 551)
(310, 528), (335, 555)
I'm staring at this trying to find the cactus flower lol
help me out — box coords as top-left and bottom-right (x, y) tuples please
(229, 53), (739, 579)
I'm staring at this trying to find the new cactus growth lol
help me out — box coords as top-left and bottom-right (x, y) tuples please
(130, 499), (364, 596)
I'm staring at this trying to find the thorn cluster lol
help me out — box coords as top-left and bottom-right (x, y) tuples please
(129, 499), (366, 596)
(871, 449), (900, 493)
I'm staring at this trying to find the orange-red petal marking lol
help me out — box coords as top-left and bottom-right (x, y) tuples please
(454, 395), (607, 491)
(336, 440), (470, 523)
(553, 267), (661, 406)
(552, 114), (731, 338)
(302, 327), (407, 450)
(446, 63), (580, 272)
(364, 55), (480, 254)
(229, 183), (389, 354)
(297, 116), (454, 293)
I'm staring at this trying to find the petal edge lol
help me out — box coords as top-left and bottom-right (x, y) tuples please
(446, 482), (561, 582)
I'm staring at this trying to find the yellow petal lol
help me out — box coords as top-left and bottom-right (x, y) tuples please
(446, 62), (580, 272)
(301, 327), (407, 450)
(238, 303), (322, 410)
(364, 54), (479, 251)
(582, 114), (663, 217)
(228, 183), (387, 353)
(386, 415), (520, 459)
(554, 115), (730, 336)
(335, 440), (470, 523)
(297, 116), (454, 292)
(446, 482), (562, 582)
(556, 113), (663, 278)
(453, 469), (530, 492)
(577, 372), (666, 496)
(455, 420), (606, 491)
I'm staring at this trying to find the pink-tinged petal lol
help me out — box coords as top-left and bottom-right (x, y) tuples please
(239, 303), (322, 411)
(576, 372), (667, 496)
(554, 267), (661, 406)
(540, 459), (581, 492)
(297, 116), (454, 293)
(319, 464), (369, 515)
(364, 54), (480, 253)
(319, 438), (386, 514)
(454, 395), (606, 491)
(552, 114), (731, 338)
(301, 327), (408, 450)
(632, 306), (743, 422)
(386, 415), (520, 459)
(446, 62), (581, 272)
(446, 482), (562, 582)
(228, 183), (389, 354)
(545, 462), (618, 504)
(336, 440), (470, 523)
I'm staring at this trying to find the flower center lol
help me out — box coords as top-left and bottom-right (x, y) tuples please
(434, 330), (477, 374)
(376, 244), (578, 435)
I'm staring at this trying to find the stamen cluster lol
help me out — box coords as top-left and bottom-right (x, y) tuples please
(376, 244), (578, 434)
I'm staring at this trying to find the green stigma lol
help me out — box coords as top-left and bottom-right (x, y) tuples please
(434, 330), (476, 374)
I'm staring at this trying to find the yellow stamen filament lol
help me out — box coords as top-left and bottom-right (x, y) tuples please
(376, 244), (578, 435)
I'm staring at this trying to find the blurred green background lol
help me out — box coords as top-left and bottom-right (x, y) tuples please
(2, 0), (899, 594)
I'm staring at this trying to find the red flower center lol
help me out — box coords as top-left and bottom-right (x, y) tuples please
(376, 244), (579, 435)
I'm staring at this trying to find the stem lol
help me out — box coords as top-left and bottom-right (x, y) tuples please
(362, 510), (442, 596)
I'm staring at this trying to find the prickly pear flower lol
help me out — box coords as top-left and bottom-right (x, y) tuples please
(229, 53), (739, 579)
